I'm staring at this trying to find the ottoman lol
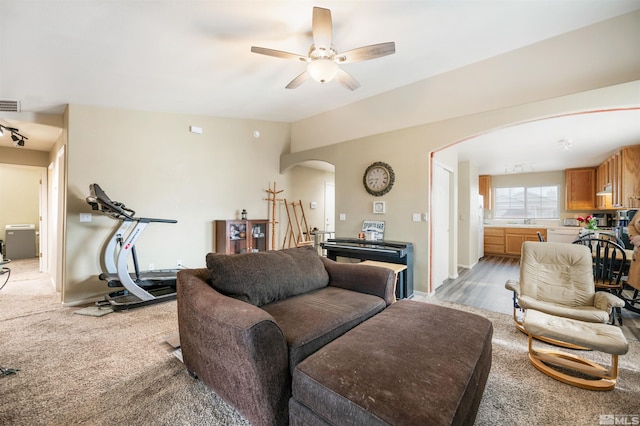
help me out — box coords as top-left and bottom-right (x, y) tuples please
(289, 300), (493, 425)
(523, 309), (629, 391)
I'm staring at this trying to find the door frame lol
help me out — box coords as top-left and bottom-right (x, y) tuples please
(430, 160), (456, 293)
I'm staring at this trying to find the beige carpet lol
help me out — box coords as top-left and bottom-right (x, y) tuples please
(1, 259), (639, 425)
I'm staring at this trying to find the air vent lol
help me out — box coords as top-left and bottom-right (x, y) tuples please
(0, 100), (21, 112)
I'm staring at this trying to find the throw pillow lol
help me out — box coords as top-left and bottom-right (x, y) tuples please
(206, 246), (329, 306)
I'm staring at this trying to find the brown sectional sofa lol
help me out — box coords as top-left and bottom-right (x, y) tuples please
(177, 246), (493, 425)
(177, 246), (396, 425)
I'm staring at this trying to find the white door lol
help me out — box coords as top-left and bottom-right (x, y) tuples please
(432, 163), (451, 290)
(324, 182), (335, 233)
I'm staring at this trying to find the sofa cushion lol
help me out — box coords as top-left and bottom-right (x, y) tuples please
(206, 246), (329, 306)
(261, 286), (386, 373)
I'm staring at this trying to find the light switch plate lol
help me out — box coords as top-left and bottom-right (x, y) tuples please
(339, 213), (346, 221)
(412, 213), (421, 222)
(79, 213), (92, 222)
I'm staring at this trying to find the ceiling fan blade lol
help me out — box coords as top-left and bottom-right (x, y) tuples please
(312, 7), (332, 50)
(335, 68), (360, 91)
(285, 71), (311, 89)
(336, 42), (396, 64)
(251, 46), (307, 62)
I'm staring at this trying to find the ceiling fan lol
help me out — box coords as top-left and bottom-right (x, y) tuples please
(250, 6), (395, 90)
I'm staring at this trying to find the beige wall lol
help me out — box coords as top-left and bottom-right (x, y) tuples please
(283, 11), (640, 294)
(63, 105), (293, 305)
(0, 147), (49, 167)
(288, 165), (335, 233)
(0, 164), (41, 247)
(6, 9), (638, 303)
(282, 82), (640, 294)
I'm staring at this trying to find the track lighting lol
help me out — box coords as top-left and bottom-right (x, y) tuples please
(0, 124), (28, 148)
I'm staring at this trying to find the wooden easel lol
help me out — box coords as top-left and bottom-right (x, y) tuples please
(264, 182), (284, 250)
(282, 199), (313, 248)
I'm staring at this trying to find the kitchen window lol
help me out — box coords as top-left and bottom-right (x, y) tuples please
(494, 185), (559, 219)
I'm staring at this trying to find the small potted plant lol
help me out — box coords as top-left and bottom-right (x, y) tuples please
(577, 215), (599, 237)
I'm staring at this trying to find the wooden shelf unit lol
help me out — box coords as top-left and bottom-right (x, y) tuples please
(215, 219), (270, 254)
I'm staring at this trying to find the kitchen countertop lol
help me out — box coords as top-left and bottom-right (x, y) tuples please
(483, 223), (557, 228)
(484, 224), (588, 229)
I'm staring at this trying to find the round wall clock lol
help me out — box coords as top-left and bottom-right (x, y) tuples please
(363, 161), (395, 196)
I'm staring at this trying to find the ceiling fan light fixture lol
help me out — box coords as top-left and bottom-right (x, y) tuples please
(307, 58), (338, 83)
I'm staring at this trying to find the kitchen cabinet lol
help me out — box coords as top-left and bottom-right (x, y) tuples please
(596, 161), (610, 209)
(484, 227), (504, 255)
(612, 146), (640, 208)
(504, 228), (546, 256)
(215, 219), (270, 254)
(479, 175), (492, 209)
(595, 145), (640, 209)
(565, 167), (596, 210)
(484, 227), (546, 257)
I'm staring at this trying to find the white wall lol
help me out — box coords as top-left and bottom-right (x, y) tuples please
(457, 161), (480, 269)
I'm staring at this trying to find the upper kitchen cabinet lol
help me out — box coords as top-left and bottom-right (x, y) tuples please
(596, 161), (613, 210)
(479, 175), (492, 209)
(565, 167), (596, 210)
(594, 145), (640, 209)
(610, 145), (640, 209)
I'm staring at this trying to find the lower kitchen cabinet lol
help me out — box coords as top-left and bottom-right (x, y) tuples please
(484, 227), (505, 255)
(484, 227), (546, 257)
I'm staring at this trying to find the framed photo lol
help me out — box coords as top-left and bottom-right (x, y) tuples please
(362, 220), (385, 240)
(373, 201), (386, 214)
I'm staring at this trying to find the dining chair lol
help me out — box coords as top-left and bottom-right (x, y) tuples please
(578, 230), (625, 248)
(572, 236), (627, 325)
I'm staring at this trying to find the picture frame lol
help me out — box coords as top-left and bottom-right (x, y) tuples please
(362, 220), (385, 240)
(373, 201), (386, 214)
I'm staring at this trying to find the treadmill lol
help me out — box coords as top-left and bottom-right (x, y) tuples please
(86, 183), (178, 310)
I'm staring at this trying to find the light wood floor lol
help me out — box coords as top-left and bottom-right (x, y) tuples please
(434, 255), (640, 341)
(435, 256), (519, 315)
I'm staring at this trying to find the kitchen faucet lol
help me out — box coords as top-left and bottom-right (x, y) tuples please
(523, 218), (532, 224)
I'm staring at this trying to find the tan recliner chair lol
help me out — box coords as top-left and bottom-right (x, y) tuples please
(506, 241), (629, 390)
(505, 241), (624, 332)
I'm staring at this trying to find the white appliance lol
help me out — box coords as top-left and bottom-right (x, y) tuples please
(546, 227), (581, 244)
(478, 195), (484, 258)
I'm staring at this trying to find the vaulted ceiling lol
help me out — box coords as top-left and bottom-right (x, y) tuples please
(1, 1), (639, 174)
